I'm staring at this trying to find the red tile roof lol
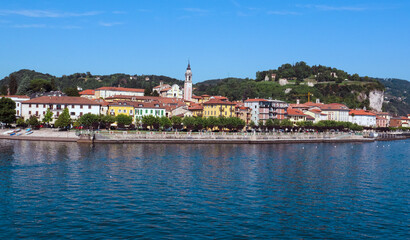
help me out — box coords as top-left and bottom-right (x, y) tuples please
(160, 87), (171, 92)
(244, 98), (267, 102)
(79, 89), (95, 95)
(22, 96), (101, 105)
(349, 110), (377, 116)
(308, 109), (322, 113)
(0, 95), (30, 99)
(320, 103), (349, 111)
(211, 96), (228, 100)
(286, 108), (307, 116)
(203, 99), (236, 105)
(96, 87), (144, 93)
(188, 104), (203, 110)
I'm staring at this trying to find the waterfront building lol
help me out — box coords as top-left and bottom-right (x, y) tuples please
(0, 95), (30, 117)
(94, 87), (144, 99)
(304, 108), (327, 123)
(286, 108), (314, 123)
(108, 102), (135, 117)
(21, 96), (101, 121)
(79, 89), (95, 99)
(203, 99), (236, 118)
(390, 116), (410, 128)
(183, 62), (193, 102)
(188, 104), (203, 117)
(320, 103), (350, 122)
(235, 106), (251, 125)
(244, 98), (288, 125)
(376, 116), (389, 128)
(349, 110), (377, 127)
(133, 102), (166, 119)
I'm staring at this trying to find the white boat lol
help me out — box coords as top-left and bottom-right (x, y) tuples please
(3, 130), (13, 135)
(26, 131), (33, 135)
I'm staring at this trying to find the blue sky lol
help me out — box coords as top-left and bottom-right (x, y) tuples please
(0, 0), (409, 83)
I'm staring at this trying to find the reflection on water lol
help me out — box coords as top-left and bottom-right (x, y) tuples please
(0, 139), (408, 239)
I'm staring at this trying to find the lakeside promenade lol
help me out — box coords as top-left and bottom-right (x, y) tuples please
(0, 128), (393, 144)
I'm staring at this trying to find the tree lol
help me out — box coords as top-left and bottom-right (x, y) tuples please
(28, 115), (40, 127)
(142, 115), (156, 129)
(280, 119), (293, 128)
(42, 108), (54, 124)
(144, 87), (152, 96)
(0, 97), (16, 124)
(50, 78), (57, 91)
(28, 79), (52, 93)
(159, 116), (172, 130)
(100, 115), (116, 129)
(116, 114), (132, 128)
(8, 74), (18, 95)
(16, 117), (27, 128)
(249, 120), (256, 129)
(265, 119), (274, 131)
(205, 116), (218, 131)
(79, 113), (99, 129)
(171, 116), (183, 130)
(194, 117), (205, 131)
(54, 108), (71, 129)
(64, 87), (80, 96)
(217, 116), (227, 131)
(182, 116), (196, 131)
(152, 90), (159, 97)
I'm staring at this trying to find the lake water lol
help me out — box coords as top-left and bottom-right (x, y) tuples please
(0, 140), (408, 239)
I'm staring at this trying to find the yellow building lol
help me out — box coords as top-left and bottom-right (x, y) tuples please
(188, 104), (203, 117)
(203, 99), (236, 118)
(108, 101), (135, 117)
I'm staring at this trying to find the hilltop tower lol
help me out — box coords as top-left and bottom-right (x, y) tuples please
(184, 61), (193, 101)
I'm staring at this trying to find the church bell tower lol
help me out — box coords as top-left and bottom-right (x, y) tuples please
(184, 61), (192, 101)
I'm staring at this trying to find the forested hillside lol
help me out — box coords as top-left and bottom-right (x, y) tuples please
(0, 69), (184, 96)
(377, 78), (410, 115)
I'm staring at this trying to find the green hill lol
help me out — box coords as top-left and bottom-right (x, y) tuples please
(0, 69), (184, 96)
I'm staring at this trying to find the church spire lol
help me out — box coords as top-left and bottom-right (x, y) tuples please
(187, 60), (191, 70)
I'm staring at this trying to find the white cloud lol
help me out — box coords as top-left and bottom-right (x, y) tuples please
(99, 22), (123, 27)
(0, 9), (102, 18)
(12, 24), (47, 28)
(297, 5), (366, 11)
(267, 11), (299, 15)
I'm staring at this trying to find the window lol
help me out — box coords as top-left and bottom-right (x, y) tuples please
(43, 111), (45, 115)
(17, 103), (19, 107)
(151, 110), (153, 114)
(57, 104), (61, 110)
(43, 104), (45, 108)
(80, 112), (83, 116)
(80, 105), (83, 109)
(17, 110), (19, 115)
(72, 105), (75, 108)
(130, 110), (133, 114)
(88, 105), (91, 109)
(57, 112), (60, 117)
(29, 104), (31, 108)
(29, 111), (31, 115)
(36, 104), (39, 108)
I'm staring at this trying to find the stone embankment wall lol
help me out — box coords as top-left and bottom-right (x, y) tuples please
(93, 131), (371, 144)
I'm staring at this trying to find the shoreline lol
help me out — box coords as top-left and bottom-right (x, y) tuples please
(2, 129), (408, 144)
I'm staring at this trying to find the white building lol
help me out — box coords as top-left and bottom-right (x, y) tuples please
(349, 110), (377, 127)
(183, 62), (193, 101)
(320, 103), (350, 122)
(0, 95), (30, 117)
(21, 96), (101, 121)
(133, 102), (166, 119)
(160, 84), (183, 98)
(94, 87), (144, 99)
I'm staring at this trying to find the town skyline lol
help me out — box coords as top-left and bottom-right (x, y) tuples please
(1, 0), (410, 82)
